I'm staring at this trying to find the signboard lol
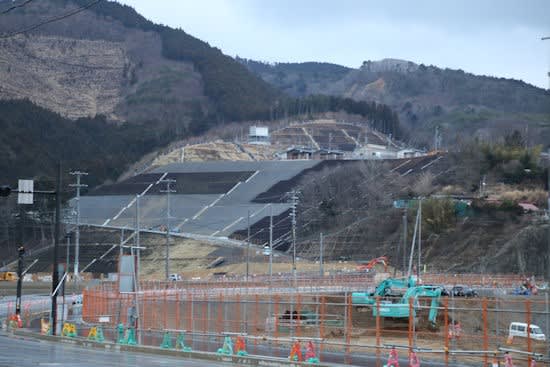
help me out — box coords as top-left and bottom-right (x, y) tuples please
(119, 255), (136, 293)
(393, 199), (419, 209)
(393, 199), (408, 209)
(249, 126), (269, 137)
(17, 179), (33, 204)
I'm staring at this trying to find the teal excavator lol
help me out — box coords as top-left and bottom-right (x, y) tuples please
(351, 276), (416, 306)
(352, 277), (442, 327)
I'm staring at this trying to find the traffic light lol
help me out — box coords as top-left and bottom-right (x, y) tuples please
(0, 185), (11, 197)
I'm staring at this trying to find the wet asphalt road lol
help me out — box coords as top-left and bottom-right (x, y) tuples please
(0, 332), (230, 367)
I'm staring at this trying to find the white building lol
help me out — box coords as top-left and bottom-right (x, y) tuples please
(248, 126), (270, 145)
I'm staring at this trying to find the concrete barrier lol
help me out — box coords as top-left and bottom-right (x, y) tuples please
(11, 329), (344, 367)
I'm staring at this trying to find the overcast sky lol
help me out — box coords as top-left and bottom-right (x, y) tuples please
(118, 0), (550, 89)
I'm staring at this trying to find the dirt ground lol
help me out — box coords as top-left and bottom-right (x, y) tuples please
(138, 235), (363, 279)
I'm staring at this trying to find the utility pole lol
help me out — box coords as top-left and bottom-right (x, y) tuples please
(547, 148), (550, 281)
(134, 194), (141, 344)
(51, 162), (62, 336)
(418, 199), (422, 276)
(269, 205), (273, 285)
(319, 232), (324, 277)
(289, 190), (299, 340)
(407, 204), (420, 277)
(159, 178), (176, 280)
(290, 191), (299, 280)
(402, 208), (407, 276)
(69, 171), (88, 279)
(246, 210), (250, 283)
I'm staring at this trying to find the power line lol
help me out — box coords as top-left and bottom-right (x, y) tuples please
(1, 0), (34, 14)
(0, 0), (101, 39)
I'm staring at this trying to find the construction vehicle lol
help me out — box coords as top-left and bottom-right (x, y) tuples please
(352, 277), (442, 328)
(0, 271), (17, 281)
(352, 276), (416, 307)
(373, 285), (442, 327)
(356, 256), (389, 272)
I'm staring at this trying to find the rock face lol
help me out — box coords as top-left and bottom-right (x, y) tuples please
(0, 1), (206, 124)
(0, 35), (128, 120)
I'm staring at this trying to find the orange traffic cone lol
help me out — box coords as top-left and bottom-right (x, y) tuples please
(235, 336), (248, 356)
(289, 341), (302, 362)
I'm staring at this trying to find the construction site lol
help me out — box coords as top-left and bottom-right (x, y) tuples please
(2, 119), (549, 366)
(77, 272), (549, 366)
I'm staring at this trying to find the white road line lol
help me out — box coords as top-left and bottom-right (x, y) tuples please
(221, 216), (244, 233)
(401, 168), (413, 176)
(391, 159), (411, 172)
(174, 218), (189, 231)
(421, 155), (443, 170)
(192, 206), (209, 220)
(251, 204), (269, 218)
(102, 172), (166, 226)
(155, 172), (168, 184)
(225, 181), (242, 196)
(208, 194), (226, 208)
(245, 170), (259, 183)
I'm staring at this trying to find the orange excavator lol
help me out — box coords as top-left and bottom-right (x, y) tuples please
(356, 256), (388, 272)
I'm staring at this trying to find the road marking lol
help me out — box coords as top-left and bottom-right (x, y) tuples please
(221, 216), (244, 233)
(102, 173), (167, 226)
(225, 181), (241, 196)
(251, 204), (269, 218)
(391, 159), (411, 172)
(208, 194), (225, 208)
(421, 155), (443, 170)
(155, 172), (168, 184)
(192, 206), (209, 220)
(401, 168), (413, 176)
(245, 170), (259, 183)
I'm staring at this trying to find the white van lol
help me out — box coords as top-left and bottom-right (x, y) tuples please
(509, 322), (546, 341)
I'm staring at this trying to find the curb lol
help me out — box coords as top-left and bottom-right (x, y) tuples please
(10, 329), (340, 367)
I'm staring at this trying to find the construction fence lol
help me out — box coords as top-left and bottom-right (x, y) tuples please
(81, 277), (550, 367)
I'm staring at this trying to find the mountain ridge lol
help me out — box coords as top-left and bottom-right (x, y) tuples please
(239, 57), (550, 147)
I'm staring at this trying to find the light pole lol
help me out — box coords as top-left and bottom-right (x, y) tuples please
(69, 171), (88, 280)
(159, 178), (176, 280)
(246, 210), (250, 283)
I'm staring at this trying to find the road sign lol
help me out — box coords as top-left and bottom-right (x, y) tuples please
(393, 199), (408, 209)
(17, 179), (33, 204)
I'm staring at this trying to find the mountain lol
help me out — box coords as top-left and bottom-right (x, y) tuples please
(0, 0), (401, 186)
(240, 58), (550, 148)
(0, 0), (279, 127)
(0, 0), (278, 186)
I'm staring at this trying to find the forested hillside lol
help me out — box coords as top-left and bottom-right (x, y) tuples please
(0, 0), (401, 186)
(240, 58), (550, 148)
(0, 99), (173, 187)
